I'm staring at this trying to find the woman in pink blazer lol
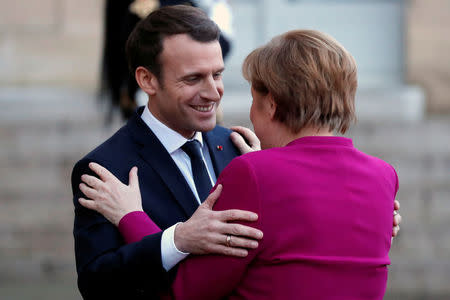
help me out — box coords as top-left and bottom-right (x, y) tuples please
(80, 29), (399, 299)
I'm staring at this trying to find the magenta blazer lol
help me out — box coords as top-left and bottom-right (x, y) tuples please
(119, 136), (399, 300)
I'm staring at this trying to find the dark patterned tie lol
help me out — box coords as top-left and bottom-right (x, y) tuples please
(181, 140), (213, 202)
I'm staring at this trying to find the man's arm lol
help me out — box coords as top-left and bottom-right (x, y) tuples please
(116, 184), (261, 256)
(173, 184), (262, 256)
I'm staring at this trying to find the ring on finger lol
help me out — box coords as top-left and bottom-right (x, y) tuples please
(226, 235), (232, 247)
(393, 210), (399, 216)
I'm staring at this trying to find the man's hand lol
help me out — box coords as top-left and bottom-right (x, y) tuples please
(392, 199), (402, 237)
(174, 184), (263, 257)
(78, 163), (143, 226)
(230, 126), (261, 154)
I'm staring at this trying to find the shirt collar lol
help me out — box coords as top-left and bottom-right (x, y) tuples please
(141, 105), (203, 154)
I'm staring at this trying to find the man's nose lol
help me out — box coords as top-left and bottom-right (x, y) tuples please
(200, 76), (222, 101)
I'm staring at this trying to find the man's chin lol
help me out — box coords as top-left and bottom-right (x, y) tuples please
(195, 119), (217, 133)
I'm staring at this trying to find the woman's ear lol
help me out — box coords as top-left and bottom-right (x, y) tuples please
(266, 92), (277, 119)
(135, 66), (159, 96)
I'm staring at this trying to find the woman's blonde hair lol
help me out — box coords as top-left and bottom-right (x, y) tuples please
(242, 30), (357, 134)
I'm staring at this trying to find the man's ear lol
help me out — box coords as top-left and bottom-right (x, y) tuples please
(135, 66), (159, 96)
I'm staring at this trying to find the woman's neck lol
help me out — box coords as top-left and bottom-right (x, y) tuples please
(270, 125), (333, 148)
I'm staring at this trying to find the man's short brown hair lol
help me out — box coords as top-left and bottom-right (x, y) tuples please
(126, 5), (220, 81)
(242, 30), (357, 134)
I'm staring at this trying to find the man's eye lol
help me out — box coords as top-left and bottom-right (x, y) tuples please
(185, 76), (199, 83)
(213, 72), (222, 79)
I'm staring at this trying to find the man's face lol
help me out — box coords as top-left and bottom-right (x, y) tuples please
(148, 34), (224, 138)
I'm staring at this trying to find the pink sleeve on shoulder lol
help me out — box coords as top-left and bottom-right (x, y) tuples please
(118, 211), (161, 244)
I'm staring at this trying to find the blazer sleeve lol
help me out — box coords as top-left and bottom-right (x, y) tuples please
(72, 158), (169, 299)
(170, 156), (263, 300)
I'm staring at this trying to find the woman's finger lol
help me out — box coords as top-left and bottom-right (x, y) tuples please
(81, 174), (104, 190)
(89, 162), (119, 183)
(79, 183), (101, 201)
(230, 126), (261, 150)
(230, 132), (252, 155)
(392, 225), (400, 237)
(78, 198), (98, 211)
(393, 213), (402, 226)
(128, 167), (140, 190)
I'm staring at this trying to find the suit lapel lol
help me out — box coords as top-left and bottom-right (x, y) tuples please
(204, 130), (232, 177)
(127, 108), (199, 217)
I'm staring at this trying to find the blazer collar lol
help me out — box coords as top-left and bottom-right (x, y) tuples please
(203, 130), (230, 177)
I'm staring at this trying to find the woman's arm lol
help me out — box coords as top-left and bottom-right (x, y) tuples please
(118, 211), (161, 243)
(72, 160), (168, 299)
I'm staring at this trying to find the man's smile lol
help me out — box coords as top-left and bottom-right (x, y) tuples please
(191, 104), (214, 112)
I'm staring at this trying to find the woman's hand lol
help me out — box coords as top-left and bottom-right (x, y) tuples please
(230, 126), (261, 154)
(392, 200), (402, 237)
(78, 163), (143, 226)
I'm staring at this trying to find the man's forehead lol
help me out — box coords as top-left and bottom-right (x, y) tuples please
(160, 34), (223, 72)
(161, 34), (221, 55)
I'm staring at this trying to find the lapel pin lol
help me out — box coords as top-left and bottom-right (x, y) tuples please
(216, 145), (223, 151)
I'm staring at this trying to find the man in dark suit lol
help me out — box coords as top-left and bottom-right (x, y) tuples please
(71, 5), (261, 300)
(101, 0), (232, 121)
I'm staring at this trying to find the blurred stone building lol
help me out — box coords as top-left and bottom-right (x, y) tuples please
(0, 0), (449, 299)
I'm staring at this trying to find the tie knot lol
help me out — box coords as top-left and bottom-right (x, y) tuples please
(181, 140), (203, 160)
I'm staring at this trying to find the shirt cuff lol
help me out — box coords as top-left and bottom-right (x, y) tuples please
(161, 222), (189, 271)
(118, 211), (161, 244)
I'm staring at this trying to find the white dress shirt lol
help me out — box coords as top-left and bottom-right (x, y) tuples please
(141, 105), (217, 271)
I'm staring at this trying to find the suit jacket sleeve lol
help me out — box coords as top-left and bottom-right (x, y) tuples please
(72, 158), (170, 299)
(170, 156), (263, 300)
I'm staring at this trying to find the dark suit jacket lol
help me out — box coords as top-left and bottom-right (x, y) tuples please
(71, 106), (239, 299)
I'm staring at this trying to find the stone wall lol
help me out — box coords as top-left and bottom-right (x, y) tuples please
(406, 0), (450, 113)
(0, 0), (103, 88)
(0, 0), (450, 112)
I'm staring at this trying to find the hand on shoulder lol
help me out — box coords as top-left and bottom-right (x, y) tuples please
(230, 126), (261, 154)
